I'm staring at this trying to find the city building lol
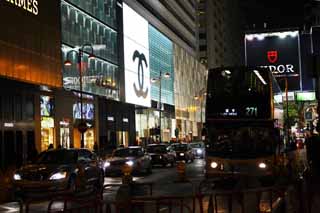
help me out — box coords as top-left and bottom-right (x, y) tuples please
(123, 0), (207, 143)
(198, 0), (245, 69)
(60, 0), (136, 151)
(0, 0), (61, 170)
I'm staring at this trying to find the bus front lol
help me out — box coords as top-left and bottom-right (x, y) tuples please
(204, 67), (280, 181)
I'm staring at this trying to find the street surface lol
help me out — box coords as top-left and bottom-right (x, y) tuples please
(1, 149), (319, 213)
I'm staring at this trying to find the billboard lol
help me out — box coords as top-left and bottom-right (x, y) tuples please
(123, 3), (151, 107)
(245, 31), (301, 91)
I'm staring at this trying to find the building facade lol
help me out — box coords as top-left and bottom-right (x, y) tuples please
(198, 0), (245, 69)
(0, 0), (61, 170)
(123, 0), (207, 143)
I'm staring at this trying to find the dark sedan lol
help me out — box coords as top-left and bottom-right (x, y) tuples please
(147, 144), (176, 167)
(172, 143), (194, 163)
(12, 149), (104, 198)
(103, 146), (152, 176)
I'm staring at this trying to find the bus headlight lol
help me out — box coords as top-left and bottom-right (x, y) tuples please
(210, 162), (218, 169)
(196, 149), (203, 154)
(258, 162), (267, 169)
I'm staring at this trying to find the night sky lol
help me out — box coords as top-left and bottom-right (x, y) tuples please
(241, 0), (309, 30)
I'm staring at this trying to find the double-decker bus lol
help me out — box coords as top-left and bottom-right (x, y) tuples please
(204, 66), (283, 182)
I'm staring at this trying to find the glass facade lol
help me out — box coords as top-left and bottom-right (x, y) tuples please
(67, 0), (118, 29)
(61, 0), (119, 99)
(149, 25), (174, 105)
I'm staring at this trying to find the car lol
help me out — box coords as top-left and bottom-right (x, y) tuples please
(103, 146), (152, 176)
(12, 148), (104, 199)
(146, 144), (176, 167)
(190, 141), (205, 159)
(171, 143), (194, 163)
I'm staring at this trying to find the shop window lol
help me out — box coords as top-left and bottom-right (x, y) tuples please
(25, 95), (34, 120)
(14, 95), (22, 121)
(3, 131), (14, 170)
(3, 95), (14, 121)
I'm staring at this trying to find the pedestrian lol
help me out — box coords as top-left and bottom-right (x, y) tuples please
(48, 143), (54, 150)
(57, 144), (62, 149)
(93, 142), (98, 153)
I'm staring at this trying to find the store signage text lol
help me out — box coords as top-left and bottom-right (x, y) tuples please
(5, 0), (39, 15)
(260, 64), (296, 75)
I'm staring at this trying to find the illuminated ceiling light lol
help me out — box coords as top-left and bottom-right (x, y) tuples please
(194, 95), (199, 100)
(246, 35), (254, 41)
(278, 32), (287, 39)
(288, 31), (298, 37)
(88, 53), (95, 60)
(163, 72), (171, 78)
(256, 34), (265, 40)
(224, 70), (231, 74)
(64, 60), (72, 66)
(253, 70), (267, 85)
(151, 78), (158, 83)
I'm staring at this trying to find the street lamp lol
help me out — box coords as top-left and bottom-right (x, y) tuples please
(194, 88), (207, 140)
(151, 70), (171, 143)
(277, 77), (290, 148)
(64, 44), (95, 148)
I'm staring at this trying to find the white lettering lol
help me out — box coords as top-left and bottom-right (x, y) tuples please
(286, 64), (294, 73)
(278, 65), (285, 73)
(32, 0), (38, 15)
(27, 0), (32, 13)
(5, 0), (38, 15)
(260, 64), (296, 75)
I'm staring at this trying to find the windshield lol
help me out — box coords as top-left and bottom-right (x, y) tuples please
(190, 142), (204, 148)
(147, 145), (167, 153)
(36, 150), (77, 164)
(206, 126), (277, 158)
(172, 144), (188, 152)
(113, 148), (141, 157)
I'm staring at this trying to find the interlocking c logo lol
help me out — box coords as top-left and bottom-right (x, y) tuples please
(133, 50), (148, 98)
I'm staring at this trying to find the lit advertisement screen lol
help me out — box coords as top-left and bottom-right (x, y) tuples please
(245, 31), (301, 91)
(40, 96), (54, 117)
(123, 3), (151, 107)
(73, 103), (94, 120)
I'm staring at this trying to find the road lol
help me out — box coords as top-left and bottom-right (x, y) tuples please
(0, 149), (313, 213)
(0, 159), (205, 212)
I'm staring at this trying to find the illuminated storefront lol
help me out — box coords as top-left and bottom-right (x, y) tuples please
(40, 95), (55, 151)
(72, 102), (95, 150)
(0, 1), (61, 170)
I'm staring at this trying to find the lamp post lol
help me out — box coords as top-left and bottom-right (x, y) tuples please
(151, 70), (170, 143)
(194, 88), (206, 139)
(64, 44), (95, 148)
(277, 77), (290, 148)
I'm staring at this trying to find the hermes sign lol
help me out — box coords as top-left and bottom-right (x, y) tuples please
(5, 0), (39, 15)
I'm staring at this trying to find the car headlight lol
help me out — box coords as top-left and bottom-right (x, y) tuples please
(104, 161), (111, 168)
(180, 153), (185, 156)
(210, 162), (218, 169)
(258, 162), (267, 169)
(196, 149), (203, 154)
(126, 160), (134, 166)
(13, 173), (22, 180)
(49, 171), (67, 180)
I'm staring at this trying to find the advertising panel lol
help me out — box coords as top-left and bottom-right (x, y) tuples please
(40, 95), (54, 117)
(73, 103), (94, 120)
(245, 31), (301, 91)
(123, 3), (151, 107)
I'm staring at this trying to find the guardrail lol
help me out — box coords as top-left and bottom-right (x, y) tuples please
(9, 177), (313, 213)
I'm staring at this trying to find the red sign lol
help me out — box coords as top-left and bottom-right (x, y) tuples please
(267, 50), (278, 63)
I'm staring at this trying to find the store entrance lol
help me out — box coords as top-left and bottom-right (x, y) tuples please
(116, 131), (129, 147)
(0, 129), (35, 171)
